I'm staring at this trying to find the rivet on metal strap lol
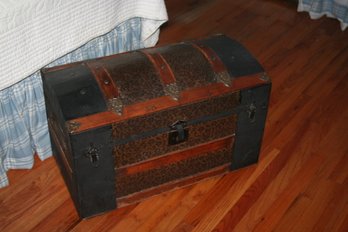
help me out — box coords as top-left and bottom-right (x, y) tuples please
(259, 73), (270, 82)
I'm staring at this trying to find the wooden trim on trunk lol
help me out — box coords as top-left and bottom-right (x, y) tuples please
(232, 73), (269, 90)
(191, 42), (228, 75)
(67, 73), (268, 134)
(116, 136), (234, 176)
(116, 164), (231, 207)
(87, 62), (120, 99)
(141, 51), (177, 85)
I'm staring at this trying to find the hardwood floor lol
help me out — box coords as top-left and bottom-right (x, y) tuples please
(1, 0), (347, 231)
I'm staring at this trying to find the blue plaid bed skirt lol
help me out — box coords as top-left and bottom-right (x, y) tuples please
(0, 17), (155, 188)
(298, 0), (348, 30)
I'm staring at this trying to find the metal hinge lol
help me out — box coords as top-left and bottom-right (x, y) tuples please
(85, 143), (100, 167)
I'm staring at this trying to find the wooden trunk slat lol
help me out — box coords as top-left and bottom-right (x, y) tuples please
(116, 136), (234, 176)
(117, 164), (231, 207)
(87, 62), (120, 99)
(141, 51), (177, 85)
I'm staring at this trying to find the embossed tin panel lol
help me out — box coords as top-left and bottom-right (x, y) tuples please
(115, 142), (233, 197)
(102, 52), (165, 105)
(112, 93), (239, 140)
(155, 44), (217, 91)
(113, 114), (236, 167)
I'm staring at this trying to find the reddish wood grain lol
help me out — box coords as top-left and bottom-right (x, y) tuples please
(191, 42), (228, 75)
(117, 164), (231, 208)
(141, 51), (177, 85)
(87, 62), (120, 99)
(116, 136), (233, 176)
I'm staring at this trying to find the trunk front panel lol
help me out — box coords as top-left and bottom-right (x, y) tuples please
(112, 93), (239, 167)
(115, 136), (234, 198)
(114, 114), (236, 168)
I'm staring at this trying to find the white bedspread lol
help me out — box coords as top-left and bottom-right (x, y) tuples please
(0, 0), (168, 90)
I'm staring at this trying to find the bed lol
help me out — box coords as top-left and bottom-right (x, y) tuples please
(298, 0), (348, 30)
(0, 0), (168, 188)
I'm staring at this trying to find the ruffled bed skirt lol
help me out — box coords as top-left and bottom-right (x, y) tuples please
(298, 0), (348, 30)
(0, 17), (161, 188)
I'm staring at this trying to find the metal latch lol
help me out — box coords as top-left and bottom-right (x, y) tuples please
(247, 103), (257, 123)
(85, 143), (100, 167)
(168, 120), (189, 145)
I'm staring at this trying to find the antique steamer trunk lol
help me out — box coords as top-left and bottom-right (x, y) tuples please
(41, 35), (271, 218)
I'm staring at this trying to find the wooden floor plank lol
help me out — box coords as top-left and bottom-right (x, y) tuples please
(131, 187), (193, 232)
(70, 204), (137, 232)
(0, 158), (77, 232)
(30, 198), (79, 232)
(213, 97), (330, 231)
(279, 179), (341, 232)
(336, 213), (348, 232)
(189, 149), (280, 232)
(248, 154), (324, 232)
(128, 176), (218, 232)
(329, 153), (348, 184)
(148, 176), (220, 232)
(108, 198), (168, 231)
(171, 165), (253, 232)
(310, 181), (348, 232)
(241, 68), (348, 231)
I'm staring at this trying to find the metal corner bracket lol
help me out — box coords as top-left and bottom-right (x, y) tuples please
(164, 83), (180, 101)
(216, 72), (232, 87)
(108, 98), (123, 115)
(65, 121), (81, 133)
